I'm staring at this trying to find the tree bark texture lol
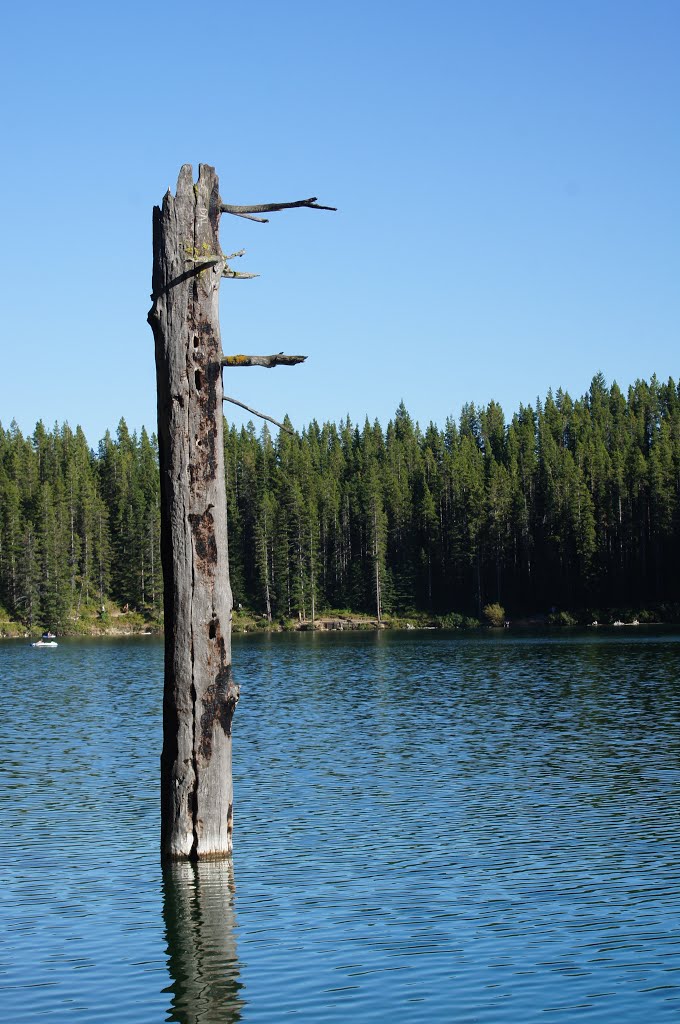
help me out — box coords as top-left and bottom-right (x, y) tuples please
(149, 164), (238, 860)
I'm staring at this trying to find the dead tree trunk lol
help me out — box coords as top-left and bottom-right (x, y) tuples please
(149, 164), (334, 861)
(150, 165), (238, 860)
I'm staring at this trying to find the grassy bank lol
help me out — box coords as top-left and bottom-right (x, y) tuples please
(0, 600), (163, 639)
(3, 601), (680, 640)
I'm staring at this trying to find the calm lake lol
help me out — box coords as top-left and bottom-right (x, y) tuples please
(1, 629), (679, 1022)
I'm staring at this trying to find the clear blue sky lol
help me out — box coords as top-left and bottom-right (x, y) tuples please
(1, 0), (678, 444)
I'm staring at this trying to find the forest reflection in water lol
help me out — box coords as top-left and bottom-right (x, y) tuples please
(163, 860), (244, 1024)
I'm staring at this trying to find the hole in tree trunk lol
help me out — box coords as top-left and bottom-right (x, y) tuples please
(209, 619), (217, 640)
(195, 369), (203, 391)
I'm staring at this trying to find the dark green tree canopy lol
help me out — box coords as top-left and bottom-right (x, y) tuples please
(2, 373), (680, 629)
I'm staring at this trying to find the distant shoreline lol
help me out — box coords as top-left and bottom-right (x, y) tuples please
(2, 610), (674, 641)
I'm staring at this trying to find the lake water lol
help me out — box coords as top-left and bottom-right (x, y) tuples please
(1, 629), (679, 1022)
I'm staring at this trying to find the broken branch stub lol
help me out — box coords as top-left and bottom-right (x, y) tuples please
(222, 354), (307, 368)
(183, 251), (260, 280)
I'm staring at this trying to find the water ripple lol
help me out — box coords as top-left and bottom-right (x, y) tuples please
(1, 631), (679, 1021)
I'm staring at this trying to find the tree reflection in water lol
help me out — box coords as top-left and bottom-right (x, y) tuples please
(163, 860), (243, 1023)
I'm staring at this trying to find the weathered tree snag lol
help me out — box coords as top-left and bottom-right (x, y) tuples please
(150, 164), (238, 860)
(150, 164), (333, 861)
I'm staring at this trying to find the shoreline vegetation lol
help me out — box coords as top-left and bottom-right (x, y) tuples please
(2, 601), (677, 640)
(3, 374), (680, 636)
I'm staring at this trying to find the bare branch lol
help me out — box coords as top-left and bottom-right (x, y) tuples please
(183, 252), (259, 280)
(226, 211), (270, 223)
(222, 354), (307, 368)
(220, 197), (337, 222)
(184, 255), (221, 266)
(222, 269), (260, 280)
(223, 394), (295, 435)
(185, 250), (247, 264)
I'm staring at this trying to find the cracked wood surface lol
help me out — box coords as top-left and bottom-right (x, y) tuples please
(150, 164), (238, 860)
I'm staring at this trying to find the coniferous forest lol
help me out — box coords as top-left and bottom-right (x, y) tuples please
(1, 373), (680, 633)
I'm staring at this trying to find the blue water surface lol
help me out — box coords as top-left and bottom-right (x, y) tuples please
(1, 629), (679, 1022)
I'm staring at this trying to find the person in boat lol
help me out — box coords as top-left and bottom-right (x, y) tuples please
(42, 630), (56, 639)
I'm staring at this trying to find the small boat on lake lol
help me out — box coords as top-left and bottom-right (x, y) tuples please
(31, 631), (58, 648)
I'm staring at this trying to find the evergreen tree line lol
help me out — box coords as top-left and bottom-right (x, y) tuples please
(227, 372), (680, 622)
(2, 373), (680, 630)
(0, 420), (161, 629)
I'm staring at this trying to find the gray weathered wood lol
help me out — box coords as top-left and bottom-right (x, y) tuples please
(222, 394), (296, 434)
(149, 165), (333, 861)
(222, 354), (307, 368)
(149, 164), (238, 860)
(220, 197), (337, 223)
